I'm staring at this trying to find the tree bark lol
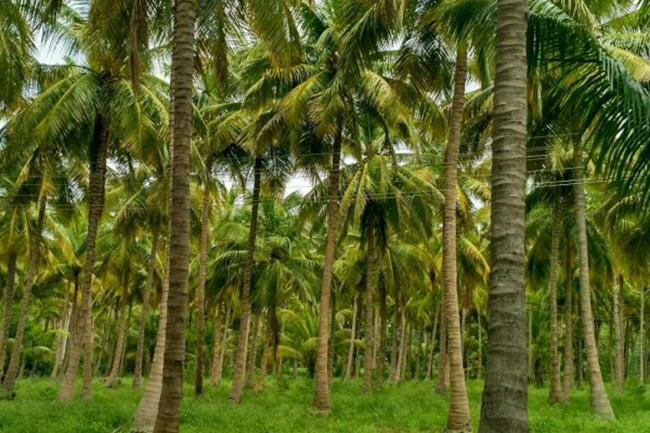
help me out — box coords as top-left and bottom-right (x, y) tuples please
(328, 292), (336, 387)
(245, 314), (260, 390)
(548, 198), (563, 404)
(210, 303), (225, 386)
(478, 0), (529, 427)
(426, 306), (440, 381)
(0, 252), (16, 375)
(135, 224), (159, 389)
(572, 138), (615, 419)
(640, 286), (645, 386)
(363, 224), (377, 394)
(376, 281), (387, 387)
(256, 316), (271, 391)
(2, 194), (47, 396)
(562, 243), (574, 402)
(229, 155), (263, 404)
(435, 293), (448, 393)
(442, 45), (471, 430)
(152, 0), (196, 429)
(612, 274), (624, 393)
(312, 126), (342, 412)
(59, 114), (109, 402)
(344, 294), (359, 382)
(106, 298), (128, 388)
(195, 177), (211, 396)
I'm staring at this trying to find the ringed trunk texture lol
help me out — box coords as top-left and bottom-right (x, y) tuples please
(548, 199), (563, 404)
(59, 114), (109, 402)
(135, 225), (159, 389)
(612, 276), (624, 393)
(228, 155), (262, 404)
(152, 0), (196, 429)
(442, 44), (470, 432)
(2, 194), (47, 396)
(478, 0), (529, 428)
(312, 127), (342, 413)
(573, 138), (615, 420)
(0, 252), (17, 374)
(195, 180), (211, 396)
(363, 225), (377, 395)
(435, 296), (448, 393)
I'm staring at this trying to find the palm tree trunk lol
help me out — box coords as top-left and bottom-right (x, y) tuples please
(245, 314), (260, 390)
(256, 317), (271, 391)
(135, 224), (159, 389)
(435, 292), (448, 394)
(344, 294), (359, 382)
(328, 292), (336, 387)
(0, 252), (16, 375)
(152, 0), (196, 429)
(229, 155), (263, 404)
(376, 281), (387, 387)
(210, 303), (225, 386)
(619, 275), (626, 382)
(52, 283), (73, 379)
(478, 0), (529, 427)
(442, 43), (471, 432)
(107, 298), (128, 388)
(562, 242), (574, 401)
(573, 138), (615, 419)
(400, 323), (410, 380)
(639, 286), (645, 386)
(312, 126), (343, 412)
(363, 224), (377, 394)
(60, 275), (80, 379)
(2, 194), (47, 397)
(549, 198), (563, 404)
(426, 306), (439, 381)
(396, 308), (407, 383)
(195, 176), (211, 396)
(577, 332), (584, 390)
(477, 311), (483, 379)
(389, 299), (399, 383)
(59, 114), (109, 402)
(612, 274), (624, 393)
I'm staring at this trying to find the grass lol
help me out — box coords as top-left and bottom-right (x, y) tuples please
(0, 377), (649, 432)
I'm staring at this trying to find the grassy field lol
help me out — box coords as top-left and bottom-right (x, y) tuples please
(0, 377), (649, 432)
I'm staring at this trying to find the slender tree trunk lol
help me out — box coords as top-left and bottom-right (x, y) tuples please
(94, 315), (111, 375)
(2, 194), (47, 397)
(619, 275), (626, 381)
(389, 299), (400, 383)
(577, 332), (584, 390)
(256, 317), (271, 391)
(376, 282), (387, 387)
(562, 243), (574, 402)
(312, 126), (343, 412)
(53, 283), (73, 379)
(328, 292), (336, 387)
(363, 224), (377, 394)
(344, 294), (359, 382)
(245, 315), (260, 390)
(61, 276), (80, 379)
(426, 306), (440, 381)
(639, 286), (645, 386)
(135, 225), (159, 389)
(400, 323), (410, 381)
(210, 303), (225, 386)
(442, 45), (471, 429)
(549, 198), (563, 404)
(396, 309), (407, 383)
(573, 138), (615, 419)
(152, 0), (196, 429)
(478, 0), (529, 427)
(59, 114), (109, 402)
(477, 311), (483, 379)
(612, 274), (624, 393)
(229, 156), (262, 404)
(195, 176), (211, 396)
(0, 252), (16, 375)
(107, 298), (128, 388)
(435, 295), (448, 393)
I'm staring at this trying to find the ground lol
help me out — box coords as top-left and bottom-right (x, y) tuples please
(0, 378), (649, 432)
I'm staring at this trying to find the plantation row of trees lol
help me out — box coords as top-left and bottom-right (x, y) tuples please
(1, 0), (650, 432)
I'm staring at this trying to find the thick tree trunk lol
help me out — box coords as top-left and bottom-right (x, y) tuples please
(59, 114), (109, 402)
(363, 225), (377, 394)
(548, 199), (563, 404)
(228, 155), (262, 404)
(612, 275), (624, 393)
(312, 127), (342, 412)
(442, 42), (471, 433)
(573, 138), (615, 419)
(0, 252), (16, 375)
(245, 314), (260, 390)
(478, 0), (529, 428)
(2, 194), (47, 397)
(152, 0), (196, 429)
(135, 225), (159, 389)
(106, 298), (128, 388)
(344, 294), (359, 382)
(195, 178), (211, 396)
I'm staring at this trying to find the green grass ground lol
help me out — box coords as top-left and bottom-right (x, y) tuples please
(0, 377), (649, 432)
